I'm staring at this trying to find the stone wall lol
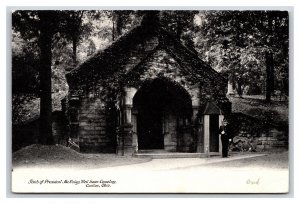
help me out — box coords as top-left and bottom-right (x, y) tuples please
(77, 95), (116, 153)
(12, 111), (68, 151)
(256, 128), (288, 151)
(163, 114), (177, 152)
(67, 47), (230, 154)
(52, 111), (68, 145)
(229, 113), (288, 152)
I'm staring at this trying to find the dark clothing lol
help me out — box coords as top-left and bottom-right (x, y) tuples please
(219, 124), (233, 157)
(221, 136), (229, 157)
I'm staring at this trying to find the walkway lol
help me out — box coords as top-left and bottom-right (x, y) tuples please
(12, 153), (289, 193)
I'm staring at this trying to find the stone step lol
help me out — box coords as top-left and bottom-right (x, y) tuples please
(137, 149), (168, 153)
(133, 152), (220, 159)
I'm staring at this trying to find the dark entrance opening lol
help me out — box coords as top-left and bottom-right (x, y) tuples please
(137, 106), (164, 149)
(209, 114), (219, 152)
(133, 78), (192, 150)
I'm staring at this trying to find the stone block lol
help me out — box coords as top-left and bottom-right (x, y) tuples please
(259, 137), (267, 141)
(91, 121), (106, 126)
(256, 145), (264, 150)
(80, 143), (116, 153)
(95, 126), (105, 131)
(90, 137), (98, 142)
(262, 141), (269, 145)
(79, 130), (93, 135)
(79, 114), (105, 121)
(264, 144), (271, 149)
(83, 126), (95, 130)
(164, 145), (177, 152)
(117, 145), (135, 156)
(79, 122), (89, 126)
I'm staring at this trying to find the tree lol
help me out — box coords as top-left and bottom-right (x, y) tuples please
(38, 11), (56, 144)
(160, 11), (198, 41)
(197, 11), (288, 99)
(265, 51), (274, 102)
(12, 31), (40, 124)
(262, 11), (288, 101)
(111, 10), (137, 41)
(12, 10), (68, 144)
(61, 11), (94, 68)
(12, 31), (39, 95)
(87, 39), (96, 56)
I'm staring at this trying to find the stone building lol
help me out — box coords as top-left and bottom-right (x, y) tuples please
(65, 12), (231, 155)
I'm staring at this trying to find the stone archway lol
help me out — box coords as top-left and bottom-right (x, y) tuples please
(132, 78), (193, 151)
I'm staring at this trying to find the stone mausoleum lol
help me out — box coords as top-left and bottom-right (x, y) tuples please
(65, 12), (231, 155)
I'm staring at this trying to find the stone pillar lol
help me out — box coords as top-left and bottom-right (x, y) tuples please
(195, 116), (204, 153)
(191, 87), (200, 110)
(117, 123), (134, 155)
(117, 87), (137, 156)
(191, 87), (201, 153)
(218, 115), (224, 153)
(123, 105), (132, 124)
(192, 106), (198, 123)
(124, 87), (137, 106)
(192, 106), (201, 153)
(227, 80), (234, 95)
(132, 109), (138, 152)
(203, 115), (210, 155)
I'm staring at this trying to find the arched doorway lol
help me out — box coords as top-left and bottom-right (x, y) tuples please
(133, 78), (193, 151)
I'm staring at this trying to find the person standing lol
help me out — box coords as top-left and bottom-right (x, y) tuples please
(219, 118), (233, 158)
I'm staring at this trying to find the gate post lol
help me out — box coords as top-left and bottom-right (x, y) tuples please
(116, 87), (137, 156)
(117, 123), (134, 156)
(203, 115), (210, 156)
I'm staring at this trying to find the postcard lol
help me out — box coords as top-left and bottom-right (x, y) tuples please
(11, 9), (289, 193)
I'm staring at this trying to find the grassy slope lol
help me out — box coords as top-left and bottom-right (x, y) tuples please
(12, 144), (151, 169)
(229, 95), (289, 125)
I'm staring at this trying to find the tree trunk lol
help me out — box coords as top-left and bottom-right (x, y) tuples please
(112, 12), (122, 40)
(237, 81), (243, 97)
(265, 12), (275, 103)
(265, 51), (274, 103)
(227, 74), (234, 95)
(72, 36), (77, 68)
(116, 14), (122, 38)
(38, 12), (54, 145)
(112, 20), (115, 41)
(176, 21), (183, 41)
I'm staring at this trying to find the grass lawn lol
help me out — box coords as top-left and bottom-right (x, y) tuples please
(229, 95), (289, 125)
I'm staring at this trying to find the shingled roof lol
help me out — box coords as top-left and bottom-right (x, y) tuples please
(202, 101), (224, 115)
(66, 12), (227, 90)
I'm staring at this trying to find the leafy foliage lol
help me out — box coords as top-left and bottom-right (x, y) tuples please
(12, 10), (289, 126)
(12, 31), (39, 94)
(195, 11), (289, 96)
(12, 10), (77, 144)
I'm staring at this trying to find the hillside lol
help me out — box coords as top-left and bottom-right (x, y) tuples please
(229, 95), (289, 126)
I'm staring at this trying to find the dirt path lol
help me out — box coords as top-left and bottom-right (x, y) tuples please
(12, 145), (288, 170)
(12, 155), (289, 193)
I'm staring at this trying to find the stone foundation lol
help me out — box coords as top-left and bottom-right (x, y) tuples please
(231, 128), (288, 152)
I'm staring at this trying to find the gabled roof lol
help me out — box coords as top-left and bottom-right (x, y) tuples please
(202, 101), (224, 115)
(66, 16), (227, 90)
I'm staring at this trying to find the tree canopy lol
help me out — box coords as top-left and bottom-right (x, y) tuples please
(12, 10), (289, 128)
(196, 10), (288, 97)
